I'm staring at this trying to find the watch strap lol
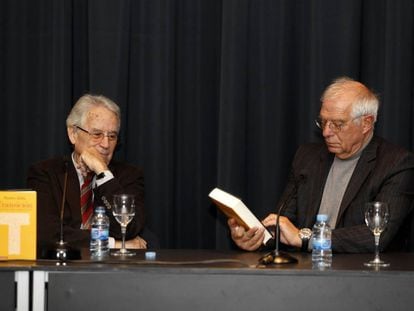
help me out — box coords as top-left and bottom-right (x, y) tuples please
(301, 238), (309, 252)
(96, 172), (106, 180)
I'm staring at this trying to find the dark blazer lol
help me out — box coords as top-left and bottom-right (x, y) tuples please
(27, 156), (145, 251)
(281, 136), (414, 253)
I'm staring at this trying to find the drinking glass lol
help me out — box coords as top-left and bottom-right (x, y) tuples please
(111, 194), (136, 256)
(364, 201), (390, 267)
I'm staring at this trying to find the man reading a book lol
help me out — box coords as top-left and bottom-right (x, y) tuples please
(228, 77), (414, 253)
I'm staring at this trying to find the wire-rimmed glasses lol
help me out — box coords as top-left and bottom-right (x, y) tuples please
(314, 115), (366, 133)
(75, 125), (118, 142)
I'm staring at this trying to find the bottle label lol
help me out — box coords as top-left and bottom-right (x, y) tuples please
(91, 228), (109, 241)
(312, 238), (331, 250)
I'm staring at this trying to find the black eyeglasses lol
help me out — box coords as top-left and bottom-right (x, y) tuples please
(75, 125), (118, 142)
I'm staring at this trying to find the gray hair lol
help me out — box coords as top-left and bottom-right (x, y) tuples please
(321, 77), (379, 123)
(66, 94), (121, 130)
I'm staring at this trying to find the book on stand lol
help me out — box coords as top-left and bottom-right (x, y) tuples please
(209, 187), (273, 245)
(0, 190), (37, 260)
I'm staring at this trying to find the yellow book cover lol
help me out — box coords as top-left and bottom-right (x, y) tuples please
(0, 190), (36, 260)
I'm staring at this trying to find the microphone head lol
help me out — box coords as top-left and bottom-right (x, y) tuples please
(63, 155), (70, 167)
(297, 171), (307, 183)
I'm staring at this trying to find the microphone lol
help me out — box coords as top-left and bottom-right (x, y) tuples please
(44, 159), (81, 261)
(259, 173), (306, 265)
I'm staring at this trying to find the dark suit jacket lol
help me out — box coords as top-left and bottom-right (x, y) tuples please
(27, 156), (145, 252)
(280, 136), (414, 253)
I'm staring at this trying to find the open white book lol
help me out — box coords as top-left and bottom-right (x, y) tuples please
(209, 188), (273, 245)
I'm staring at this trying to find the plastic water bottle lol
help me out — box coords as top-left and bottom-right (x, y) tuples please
(312, 214), (332, 269)
(90, 206), (109, 256)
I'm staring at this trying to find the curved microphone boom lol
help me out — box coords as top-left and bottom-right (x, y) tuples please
(259, 174), (306, 265)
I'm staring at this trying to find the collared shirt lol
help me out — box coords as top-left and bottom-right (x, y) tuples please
(70, 152), (116, 247)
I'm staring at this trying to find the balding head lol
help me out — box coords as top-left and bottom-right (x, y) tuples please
(321, 77), (379, 123)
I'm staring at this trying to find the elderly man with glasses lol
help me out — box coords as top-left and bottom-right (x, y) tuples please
(28, 94), (148, 256)
(229, 77), (414, 253)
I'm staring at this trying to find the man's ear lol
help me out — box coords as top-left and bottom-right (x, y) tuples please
(362, 115), (375, 134)
(67, 126), (76, 144)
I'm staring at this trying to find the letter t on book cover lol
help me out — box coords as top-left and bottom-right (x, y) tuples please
(0, 190), (37, 260)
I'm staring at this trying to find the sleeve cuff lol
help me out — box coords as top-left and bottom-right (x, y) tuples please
(95, 170), (114, 187)
(108, 237), (115, 249)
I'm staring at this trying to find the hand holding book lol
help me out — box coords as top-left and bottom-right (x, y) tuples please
(209, 188), (273, 245)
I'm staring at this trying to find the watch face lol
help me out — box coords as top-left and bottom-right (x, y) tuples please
(299, 228), (312, 239)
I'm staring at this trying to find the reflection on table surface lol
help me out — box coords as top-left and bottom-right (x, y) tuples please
(2, 249), (414, 273)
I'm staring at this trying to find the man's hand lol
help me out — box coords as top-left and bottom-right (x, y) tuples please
(262, 214), (301, 247)
(75, 148), (108, 177)
(115, 236), (147, 249)
(228, 218), (264, 251)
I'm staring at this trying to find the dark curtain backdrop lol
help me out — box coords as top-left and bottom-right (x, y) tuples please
(1, 0), (414, 249)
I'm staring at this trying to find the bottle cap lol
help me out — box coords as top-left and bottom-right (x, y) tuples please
(95, 206), (106, 213)
(145, 251), (156, 260)
(316, 214), (329, 222)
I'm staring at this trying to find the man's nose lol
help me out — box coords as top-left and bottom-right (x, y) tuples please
(322, 122), (334, 137)
(99, 135), (110, 147)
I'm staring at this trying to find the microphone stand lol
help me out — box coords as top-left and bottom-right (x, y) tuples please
(44, 160), (81, 261)
(259, 175), (305, 265)
(55, 163), (71, 261)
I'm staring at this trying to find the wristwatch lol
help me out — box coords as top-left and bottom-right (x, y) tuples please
(298, 228), (312, 252)
(96, 171), (106, 180)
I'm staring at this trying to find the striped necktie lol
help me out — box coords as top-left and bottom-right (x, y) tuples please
(80, 174), (94, 229)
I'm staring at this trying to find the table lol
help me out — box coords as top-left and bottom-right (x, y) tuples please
(2, 249), (414, 311)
